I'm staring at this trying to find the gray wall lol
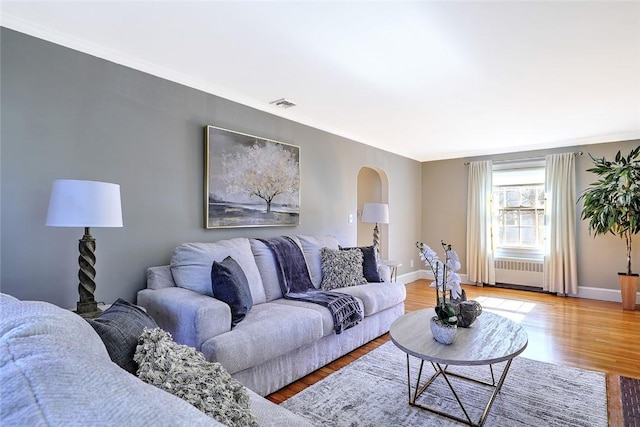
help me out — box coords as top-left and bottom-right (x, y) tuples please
(1, 28), (422, 308)
(421, 139), (640, 292)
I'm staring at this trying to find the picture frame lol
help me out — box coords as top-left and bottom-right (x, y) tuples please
(204, 125), (300, 229)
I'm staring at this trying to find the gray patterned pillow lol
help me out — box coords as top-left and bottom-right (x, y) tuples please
(134, 328), (257, 427)
(320, 247), (368, 290)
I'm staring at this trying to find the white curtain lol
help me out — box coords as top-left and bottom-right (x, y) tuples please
(543, 153), (578, 294)
(466, 161), (495, 286)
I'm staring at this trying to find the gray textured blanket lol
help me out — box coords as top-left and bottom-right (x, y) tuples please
(259, 237), (363, 334)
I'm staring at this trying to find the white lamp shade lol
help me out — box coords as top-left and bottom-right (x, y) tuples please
(361, 203), (389, 224)
(46, 180), (123, 227)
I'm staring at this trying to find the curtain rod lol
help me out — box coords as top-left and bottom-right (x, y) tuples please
(464, 151), (583, 165)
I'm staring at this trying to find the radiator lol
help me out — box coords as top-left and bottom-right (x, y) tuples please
(494, 258), (543, 287)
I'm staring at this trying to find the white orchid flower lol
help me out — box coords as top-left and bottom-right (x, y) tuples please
(418, 240), (464, 301)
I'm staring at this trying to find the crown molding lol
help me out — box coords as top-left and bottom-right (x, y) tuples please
(0, 13), (384, 156)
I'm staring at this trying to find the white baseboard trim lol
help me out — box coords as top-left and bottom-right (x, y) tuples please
(396, 271), (423, 284)
(398, 270), (470, 285)
(398, 270), (639, 304)
(575, 286), (639, 304)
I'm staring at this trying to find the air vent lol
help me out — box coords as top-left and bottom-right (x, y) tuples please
(269, 98), (297, 109)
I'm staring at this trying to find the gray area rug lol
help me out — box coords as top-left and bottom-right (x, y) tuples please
(281, 341), (607, 427)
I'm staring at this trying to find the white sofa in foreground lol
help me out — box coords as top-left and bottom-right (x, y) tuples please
(0, 293), (311, 426)
(138, 235), (407, 396)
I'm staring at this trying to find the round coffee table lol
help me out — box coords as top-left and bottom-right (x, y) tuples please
(390, 308), (528, 427)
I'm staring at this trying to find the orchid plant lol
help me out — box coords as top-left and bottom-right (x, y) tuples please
(417, 240), (462, 326)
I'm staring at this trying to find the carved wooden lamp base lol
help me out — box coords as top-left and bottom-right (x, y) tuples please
(74, 227), (102, 319)
(372, 223), (380, 249)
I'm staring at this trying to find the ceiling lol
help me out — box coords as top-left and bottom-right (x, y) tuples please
(2, 1), (639, 161)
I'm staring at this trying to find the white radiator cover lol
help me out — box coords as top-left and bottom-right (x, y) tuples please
(494, 258), (543, 287)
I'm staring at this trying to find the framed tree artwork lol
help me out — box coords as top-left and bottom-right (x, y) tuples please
(204, 125), (300, 228)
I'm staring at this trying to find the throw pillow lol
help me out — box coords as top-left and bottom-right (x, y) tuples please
(320, 247), (368, 290)
(340, 245), (383, 282)
(135, 328), (257, 427)
(211, 256), (253, 328)
(87, 298), (159, 374)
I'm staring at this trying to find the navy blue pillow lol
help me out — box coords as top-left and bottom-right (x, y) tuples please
(87, 298), (159, 374)
(211, 256), (253, 328)
(340, 245), (383, 282)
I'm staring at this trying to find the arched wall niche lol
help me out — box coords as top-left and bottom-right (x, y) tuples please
(357, 166), (390, 259)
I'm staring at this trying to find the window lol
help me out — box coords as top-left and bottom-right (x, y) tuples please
(492, 160), (545, 259)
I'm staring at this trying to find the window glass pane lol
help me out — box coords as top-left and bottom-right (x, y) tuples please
(521, 210), (534, 226)
(521, 227), (536, 246)
(521, 188), (537, 207)
(504, 227), (519, 245)
(537, 226), (545, 246)
(505, 189), (521, 207)
(536, 189), (545, 207)
(505, 210), (518, 225)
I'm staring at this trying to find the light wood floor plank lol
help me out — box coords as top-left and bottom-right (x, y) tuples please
(267, 280), (640, 426)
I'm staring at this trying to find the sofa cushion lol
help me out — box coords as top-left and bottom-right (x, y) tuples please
(340, 245), (383, 282)
(330, 282), (407, 317)
(320, 247), (368, 290)
(171, 239), (266, 304)
(200, 302), (323, 374)
(250, 238), (284, 302)
(272, 297), (364, 337)
(211, 256), (253, 327)
(297, 235), (340, 287)
(135, 328), (257, 426)
(87, 298), (159, 374)
(0, 295), (221, 426)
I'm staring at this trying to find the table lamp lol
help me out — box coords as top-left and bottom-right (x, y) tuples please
(46, 179), (123, 318)
(361, 202), (389, 250)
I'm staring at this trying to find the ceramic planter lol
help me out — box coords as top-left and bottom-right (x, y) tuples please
(430, 316), (457, 344)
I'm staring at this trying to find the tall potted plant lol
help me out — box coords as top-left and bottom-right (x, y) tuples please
(579, 146), (640, 310)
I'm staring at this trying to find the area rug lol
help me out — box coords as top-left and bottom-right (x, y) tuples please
(281, 342), (607, 427)
(620, 375), (640, 427)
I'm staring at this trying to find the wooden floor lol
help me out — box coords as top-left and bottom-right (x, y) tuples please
(267, 280), (640, 426)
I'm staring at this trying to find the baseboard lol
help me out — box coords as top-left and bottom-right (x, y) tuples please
(396, 271), (423, 285)
(398, 270), (469, 285)
(399, 270), (639, 304)
(576, 286), (639, 304)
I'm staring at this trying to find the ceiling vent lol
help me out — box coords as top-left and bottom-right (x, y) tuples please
(269, 98), (297, 109)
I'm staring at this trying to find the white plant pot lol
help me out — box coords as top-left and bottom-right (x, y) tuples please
(430, 316), (457, 345)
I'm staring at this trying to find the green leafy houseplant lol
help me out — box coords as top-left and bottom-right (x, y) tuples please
(579, 146), (640, 276)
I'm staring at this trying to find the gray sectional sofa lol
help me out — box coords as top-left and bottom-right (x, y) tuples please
(0, 293), (312, 427)
(137, 235), (407, 396)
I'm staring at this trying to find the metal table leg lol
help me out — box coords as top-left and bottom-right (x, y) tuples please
(405, 354), (515, 427)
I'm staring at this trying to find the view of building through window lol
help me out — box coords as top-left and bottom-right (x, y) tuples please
(492, 185), (545, 248)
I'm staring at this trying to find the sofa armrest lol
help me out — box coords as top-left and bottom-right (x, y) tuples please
(137, 287), (231, 351)
(147, 265), (175, 290)
(377, 263), (391, 283)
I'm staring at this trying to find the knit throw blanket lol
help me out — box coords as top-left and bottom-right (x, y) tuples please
(259, 237), (363, 334)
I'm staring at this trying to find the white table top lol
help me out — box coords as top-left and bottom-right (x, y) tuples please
(390, 308), (528, 366)
(382, 260), (402, 267)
